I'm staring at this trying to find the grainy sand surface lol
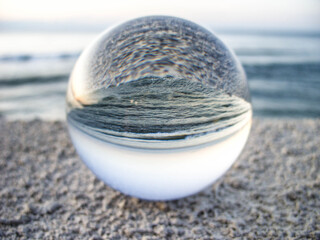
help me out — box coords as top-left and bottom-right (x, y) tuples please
(0, 118), (319, 239)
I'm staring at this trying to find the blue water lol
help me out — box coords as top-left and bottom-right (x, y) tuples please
(0, 30), (319, 119)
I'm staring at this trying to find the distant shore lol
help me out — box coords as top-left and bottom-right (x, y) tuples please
(0, 118), (319, 239)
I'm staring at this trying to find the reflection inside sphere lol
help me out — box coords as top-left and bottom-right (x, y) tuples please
(66, 16), (252, 200)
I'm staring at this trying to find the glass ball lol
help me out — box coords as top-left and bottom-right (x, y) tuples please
(66, 16), (252, 200)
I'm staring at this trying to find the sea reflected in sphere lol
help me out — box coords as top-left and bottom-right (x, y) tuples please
(66, 16), (252, 200)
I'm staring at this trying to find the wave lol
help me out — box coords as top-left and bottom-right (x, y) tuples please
(0, 74), (69, 86)
(235, 48), (305, 56)
(244, 62), (320, 81)
(254, 108), (320, 118)
(0, 52), (80, 62)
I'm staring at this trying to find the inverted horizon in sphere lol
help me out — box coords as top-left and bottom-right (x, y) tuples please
(68, 16), (249, 107)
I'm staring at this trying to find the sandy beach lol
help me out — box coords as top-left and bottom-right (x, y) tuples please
(0, 118), (319, 239)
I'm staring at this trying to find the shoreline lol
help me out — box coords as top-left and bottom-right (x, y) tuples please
(0, 118), (319, 239)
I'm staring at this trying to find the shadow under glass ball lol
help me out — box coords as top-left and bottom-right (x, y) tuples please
(66, 16), (252, 200)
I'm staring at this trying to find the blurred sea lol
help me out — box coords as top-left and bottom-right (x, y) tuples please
(0, 30), (319, 119)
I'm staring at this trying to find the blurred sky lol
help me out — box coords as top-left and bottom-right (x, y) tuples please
(0, 0), (319, 32)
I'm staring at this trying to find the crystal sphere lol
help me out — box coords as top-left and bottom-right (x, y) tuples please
(66, 16), (252, 200)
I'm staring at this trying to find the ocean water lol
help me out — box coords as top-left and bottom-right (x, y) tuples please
(67, 76), (252, 149)
(0, 30), (320, 119)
